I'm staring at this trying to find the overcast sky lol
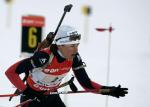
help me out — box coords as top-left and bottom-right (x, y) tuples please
(0, 0), (150, 107)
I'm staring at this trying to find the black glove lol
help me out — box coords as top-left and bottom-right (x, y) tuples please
(22, 86), (46, 102)
(46, 32), (55, 45)
(101, 85), (128, 98)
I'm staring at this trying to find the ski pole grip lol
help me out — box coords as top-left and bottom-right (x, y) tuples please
(64, 4), (73, 12)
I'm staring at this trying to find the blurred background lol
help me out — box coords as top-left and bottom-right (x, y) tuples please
(0, 0), (150, 107)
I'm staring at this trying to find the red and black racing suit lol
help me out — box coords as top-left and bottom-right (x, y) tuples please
(5, 45), (102, 107)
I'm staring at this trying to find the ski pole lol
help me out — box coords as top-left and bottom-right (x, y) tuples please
(14, 90), (97, 107)
(0, 90), (98, 98)
(47, 90), (95, 95)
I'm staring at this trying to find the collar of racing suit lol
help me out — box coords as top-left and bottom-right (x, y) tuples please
(50, 44), (66, 63)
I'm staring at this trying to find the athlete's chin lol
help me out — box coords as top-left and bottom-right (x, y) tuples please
(66, 55), (75, 60)
(67, 57), (74, 60)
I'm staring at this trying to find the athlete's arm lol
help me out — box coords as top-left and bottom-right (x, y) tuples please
(5, 51), (50, 91)
(72, 53), (102, 92)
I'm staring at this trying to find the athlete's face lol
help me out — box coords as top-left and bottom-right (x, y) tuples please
(58, 44), (79, 60)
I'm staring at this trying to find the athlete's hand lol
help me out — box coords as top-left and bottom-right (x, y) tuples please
(100, 85), (128, 98)
(23, 86), (46, 102)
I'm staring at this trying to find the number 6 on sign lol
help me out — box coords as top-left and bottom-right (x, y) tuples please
(28, 27), (37, 48)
